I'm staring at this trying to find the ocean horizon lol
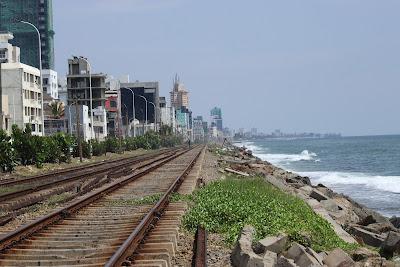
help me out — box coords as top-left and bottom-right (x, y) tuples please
(235, 135), (400, 217)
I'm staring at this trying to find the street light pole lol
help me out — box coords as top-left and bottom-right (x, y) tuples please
(20, 21), (44, 135)
(149, 101), (156, 132)
(77, 56), (94, 140)
(121, 87), (135, 137)
(137, 95), (147, 133)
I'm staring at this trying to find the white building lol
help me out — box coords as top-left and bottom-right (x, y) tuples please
(58, 76), (67, 106)
(66, 104), (91, 141)
(92, 106), (107, 140)
(193, 116), (205, 142)
(160, 106), (176, 130)
(42, 69), (58, 99)
(0, 32), (44, 135)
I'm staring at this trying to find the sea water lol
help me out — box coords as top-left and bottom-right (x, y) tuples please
(235, 135), (400, 217)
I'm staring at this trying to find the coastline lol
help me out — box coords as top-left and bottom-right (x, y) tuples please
(220, 142), (400, 264)
(234, 137), (400, 218)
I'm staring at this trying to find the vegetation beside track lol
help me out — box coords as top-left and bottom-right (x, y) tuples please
(0, 125), (182, 173)
(182, 175), (357, 252)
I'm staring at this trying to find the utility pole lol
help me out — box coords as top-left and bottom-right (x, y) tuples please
(75, 101), (83, 162)
(0, 62), (3, 131)
(125, 109), (129, 138)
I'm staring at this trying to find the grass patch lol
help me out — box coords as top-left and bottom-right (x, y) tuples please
(182, 176), (357, 252)
(106, 193), (164, 206)
(0, 185), (30, 196)
(46, 192), (73, 207)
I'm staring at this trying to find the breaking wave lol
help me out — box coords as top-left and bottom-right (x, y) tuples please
(299, 171), (400, 194)
(234, 141), (318, 166)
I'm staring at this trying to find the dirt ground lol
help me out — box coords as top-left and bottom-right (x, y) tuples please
(173, 149), (233, 267)
(0, 149), (151, 181)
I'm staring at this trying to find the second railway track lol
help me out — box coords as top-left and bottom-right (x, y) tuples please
(0, 145), (205, 266)
(0, 148), (179, 214)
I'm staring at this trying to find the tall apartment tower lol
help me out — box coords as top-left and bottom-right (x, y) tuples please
(67, 57), (106, 109)
(170, 74), (189, 109)
(0, 0), (55, 70)
(210, 107), (223, 131)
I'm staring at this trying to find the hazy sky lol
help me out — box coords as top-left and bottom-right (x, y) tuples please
(53, 0), (400, 136)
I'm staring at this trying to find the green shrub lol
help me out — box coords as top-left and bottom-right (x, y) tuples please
(42, 136), (62, 164)
(12, 124), (35, 165)
(144, 131), (160, 149)
(161, 135), (182, 147)
(92, 139), (106, 156)
(124, 137), (136, 151)
(0, 130), (17, 172)
(105, 136), (122, 153)
(72, 138), (91, 159)
(52, 133), (74, 162)
(183, 177), (356, 252)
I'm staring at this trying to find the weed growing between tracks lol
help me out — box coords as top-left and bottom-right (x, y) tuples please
(182, 176), (357, 252)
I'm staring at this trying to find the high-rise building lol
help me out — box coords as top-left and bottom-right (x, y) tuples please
(0, 0), (55, 70)
(67, 57), (107, 139)
(170, 74), (189, 109)
(193, 116), (205, 142)
(210, 107), (223, 131)
(0, 32), (43, 135)
(120, 81), (160, 136)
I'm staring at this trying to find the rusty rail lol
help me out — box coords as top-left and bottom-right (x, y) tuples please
(0, 148), (174, 187)
(0, 148), (189, 252)
(105, 146), (204, 266)
(0, 149), (177, 203)
(193, 226), (208, 267)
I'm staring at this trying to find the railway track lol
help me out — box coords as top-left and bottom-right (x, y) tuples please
(0, 149), (178, 214)
(0, 145), (205, 266)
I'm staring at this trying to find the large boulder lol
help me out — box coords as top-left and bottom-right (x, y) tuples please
(285, 243), (322, 267)
(253, 233), (288, 254)
(309, 189), (328, 202)
(380, 231), (400, 258)
(231, 225), (264, 267)
(321, 199), (340, 212)
(348, 225), (386, 247)
(355, 257), (397, 267)
(364, 222), (398, 234)
(390, 216), (400, 229)
(231, 226), (278, 267)
(323, 248), (355, 267)
(315, 184), (336, 198)
(277, 256), (299, 267)
(351, 247), (380, 261)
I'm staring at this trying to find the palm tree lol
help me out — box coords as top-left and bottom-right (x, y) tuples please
(48, 101), (65, 134)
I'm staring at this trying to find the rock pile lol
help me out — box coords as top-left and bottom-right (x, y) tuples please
(231, 226), (397, 267)
(215, 144), (400, 265)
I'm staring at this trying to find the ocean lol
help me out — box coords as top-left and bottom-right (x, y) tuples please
(235, 135), (400, 217)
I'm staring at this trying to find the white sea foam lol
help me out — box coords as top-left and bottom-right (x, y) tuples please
(233, 141), (318, 165)
(256, 150), (318, 165)
(299, 171), (400, 194)
(234, 141), (266, 153)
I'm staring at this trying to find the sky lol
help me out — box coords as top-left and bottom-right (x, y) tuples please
(53, 0), (400, 136)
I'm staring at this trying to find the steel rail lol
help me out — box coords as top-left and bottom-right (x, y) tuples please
(194, 226), (207, 267)
(0, 148), (174, 187)
(0, 149), (177, 203)
(105, 145), (204, 266)
(0, 148), (190, 252)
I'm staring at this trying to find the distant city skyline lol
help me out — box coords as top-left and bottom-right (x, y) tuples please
(52, 1), (400, 136)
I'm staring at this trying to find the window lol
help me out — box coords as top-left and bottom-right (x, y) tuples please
(0, 50), (6, 59)
(43, 78), (48, 85)
(110, 101), (117, 108)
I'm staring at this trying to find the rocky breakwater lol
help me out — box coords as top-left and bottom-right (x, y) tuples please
(214, 144), (400, 266)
